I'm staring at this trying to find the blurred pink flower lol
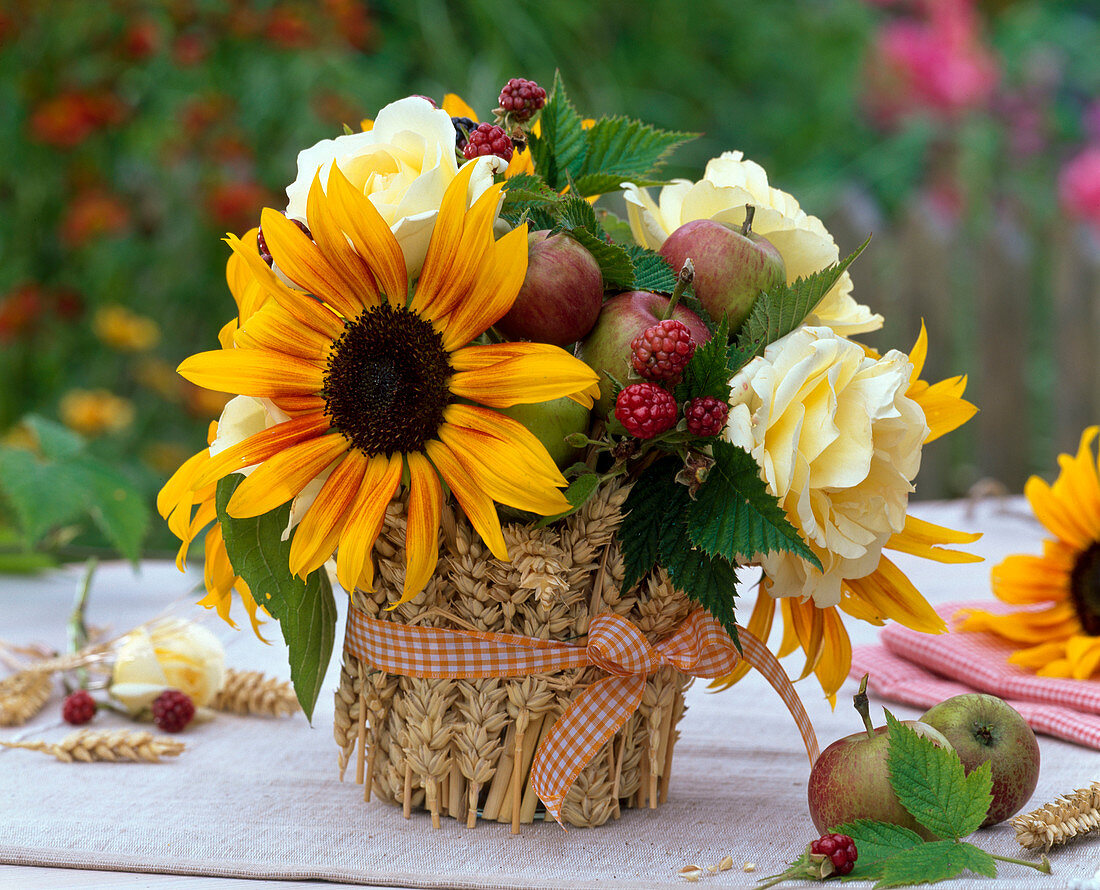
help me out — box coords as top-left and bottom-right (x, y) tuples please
(864, 0), (999, 128)
(1059, 146), (1100, 230)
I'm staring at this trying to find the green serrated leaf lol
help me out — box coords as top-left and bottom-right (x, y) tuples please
(687, 441), (822, 571)
(874, 840), (996, 888)
(578, 115), (695, 184)
(528, 71), (586, 190)
(569, 228), (634, 291)
(534, 473), (601, 527)
(618, 461), (681, 592)
(572, 173), (670, 198)
(501, 173), (563, 210)
(886, 711), (993, 840)
(734, 235), (871, 360)
(659, 498), (741, 650)
(596, 209), (635, 245)
(625, 245), (678, 294)
(0, 449), (90, 544)
(675, 315), (731, 402)
(215, 476), (336, 721)
(834, 819), (924, 882)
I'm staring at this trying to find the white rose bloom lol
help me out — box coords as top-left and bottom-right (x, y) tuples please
(209, 395), (325, 540)
(285, 96), (505, 279)
(726, 326), (928, 608)
(110, 620), (226, 714)
(623, 151), (882, 337)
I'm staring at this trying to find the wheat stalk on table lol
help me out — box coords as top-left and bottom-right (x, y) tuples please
(0, 669), (53, 726)
(211, 668), (299, 717)
(1013, 781), (1100, 852)
(0, 729), (185, 763)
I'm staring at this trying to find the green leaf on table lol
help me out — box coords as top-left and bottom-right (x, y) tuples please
(834, 820), (924, 881)
(674, 315), (732, 403)
(618, 461), (681, 593)
(687, 441), (822, 571)
(528, 71), (586, 191)
(0, 416), (150, 563)
(885, 710), (993, 840)
(216, 476), (336, 721)
(874, 840), (996, 888)
(624, 244), (678, 294)
(731, 235), (870, 368)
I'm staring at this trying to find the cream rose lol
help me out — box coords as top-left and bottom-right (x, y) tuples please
(623, 152), (882, 337)
(110, 620), (226, 714)
(726, 326), (928, 607)
(285, 96), (504, 279)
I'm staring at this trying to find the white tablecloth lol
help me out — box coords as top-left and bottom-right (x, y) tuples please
(1, 498), (1098, 889)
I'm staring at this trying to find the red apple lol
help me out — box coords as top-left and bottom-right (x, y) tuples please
(575, 290), (710, 417)
(658, 213), (785, 330)
(498, 396), (591, 469)
(496, 230), (603, 347)
(920, 694), (1040, 827)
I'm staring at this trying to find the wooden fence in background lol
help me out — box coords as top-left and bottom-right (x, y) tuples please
(826, 195), (1100, 500)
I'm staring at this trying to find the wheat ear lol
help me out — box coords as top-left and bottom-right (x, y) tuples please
(0, 729), (185, 763)
(211, 668), (299, 717)
(1013, 781), (1100, 852)
(0, 670), (53, 726)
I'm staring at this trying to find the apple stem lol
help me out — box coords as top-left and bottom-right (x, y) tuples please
(989, 852), (1051, 874)
(740, 204), (756, 236)
(854, 673), (875, 739)
(660, 259), (694, 320)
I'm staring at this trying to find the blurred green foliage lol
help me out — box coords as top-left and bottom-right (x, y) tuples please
(0, 0), (1096, 560)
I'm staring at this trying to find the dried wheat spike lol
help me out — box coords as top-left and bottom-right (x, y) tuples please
(0, 669), (53, 726)
(1, 729), (185, 763)
(1013, 781), (1100, 852)
(212, 668), (299, 717)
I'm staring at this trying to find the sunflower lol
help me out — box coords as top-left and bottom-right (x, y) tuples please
(174, 163), (599, 604)
(713, 323), (982, 702)
(158, 420), (268, 639)
(957, 426), (1100, 679)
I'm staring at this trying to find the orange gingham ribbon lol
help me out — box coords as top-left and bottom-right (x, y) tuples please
(345, 605), (819, 826)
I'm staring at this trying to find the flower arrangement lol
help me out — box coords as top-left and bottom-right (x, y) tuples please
(160, 75), (979, 824)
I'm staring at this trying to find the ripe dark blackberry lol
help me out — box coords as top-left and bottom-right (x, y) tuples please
(451, 115), (477, 151)
(615, 382), (678, 439)
(257, 217), (311, 266)
(630, 319), (696, 383)
(462, 123), (514, 162)
(685, 396), (729, 437)
(151, 689), (195, 733)
(497, 77), (547, 122)
(62, 689), (97, 726)
(810, 833), (858, 876)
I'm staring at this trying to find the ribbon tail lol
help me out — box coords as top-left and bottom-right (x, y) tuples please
(529, 675), (645, 828)
(738, 626), (821, 765)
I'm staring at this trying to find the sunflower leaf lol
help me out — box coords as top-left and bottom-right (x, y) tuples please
(687, 441), (821, 571)
(732, 235), (870, 367)
(215, 476), (336, 722)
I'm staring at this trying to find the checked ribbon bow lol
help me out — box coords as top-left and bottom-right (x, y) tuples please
(345, 605), (819, 826)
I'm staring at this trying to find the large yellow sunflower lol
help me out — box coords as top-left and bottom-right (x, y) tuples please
(713, 323), (982, 702)
(174, 163), (598, 605)
(957, 426), (1100, 679)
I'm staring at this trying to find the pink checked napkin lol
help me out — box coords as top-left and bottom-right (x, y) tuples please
(850, 601), (1100, 749)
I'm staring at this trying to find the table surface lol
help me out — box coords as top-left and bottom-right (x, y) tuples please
(2, 496), (1098, 890)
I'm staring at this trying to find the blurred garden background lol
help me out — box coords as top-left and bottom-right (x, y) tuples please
(0, 0), (1098, 563)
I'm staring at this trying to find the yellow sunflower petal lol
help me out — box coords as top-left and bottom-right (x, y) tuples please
(954, 601), (1079, 643)
(325, 165), (408, 306)
(424, 439), (508, 561)
(178, 349), (324, 398)
(814, 607), (852, 706)
(908, 321), (928, 382)
(449, 349), (601, 408)
(1026, 473), (1094, 550)
(442, 403), (567, 488)
(438, 423), (570, 516)
(441, 93), (477, 120)
(786, 596), (826, 682)
(777, 596), (802, 658)
(335, 453), (403, 594)
(227, 434), (349, 518)
(288, 450), (368, 579)
(1053, 426), (1100, 539)
(1006, 640), (1069, 670)
(412, 163), (482, 318)
(305, 172), (381, 311)
(708, 587), (776, 691)
(885, 514), (983, 564)
(1066, 634), (1100, 680)
(193, 414), (332, 489)
(991, 553), (1072, 604)
(844, 556), (946, 634)
(394, 452), (444, 606)
(838, 581), (888, 625)
(157, 447), (210, 519)
(234, 300), (334, 361)
(1036, 659), (1074, 678)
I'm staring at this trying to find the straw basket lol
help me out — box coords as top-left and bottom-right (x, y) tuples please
(333, 481), (694, 829)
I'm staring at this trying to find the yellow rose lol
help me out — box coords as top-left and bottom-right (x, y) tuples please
(110, 620), (226, 714)
(622, 152), (882, 337)
(726, 326), (927, 607)
(285, 96), (505, 278)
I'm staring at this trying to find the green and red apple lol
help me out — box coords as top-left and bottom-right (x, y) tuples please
(498, 396), (591, 469)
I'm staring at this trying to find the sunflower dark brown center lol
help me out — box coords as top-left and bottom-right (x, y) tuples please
(1070, 542), (1100, 635)
(322, 304), (452, 456)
